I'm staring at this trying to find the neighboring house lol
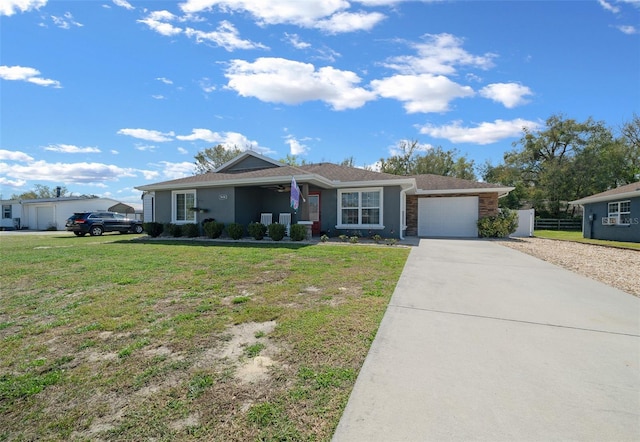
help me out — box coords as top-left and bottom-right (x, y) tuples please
(0, 197), (140, 231)
(136, 151), (513, 239)
(570, 181), (640, 243)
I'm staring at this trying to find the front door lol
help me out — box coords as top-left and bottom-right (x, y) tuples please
(309, 193), (320, 235)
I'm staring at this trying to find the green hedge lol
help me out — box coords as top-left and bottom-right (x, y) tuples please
(477, 209), (518, 238)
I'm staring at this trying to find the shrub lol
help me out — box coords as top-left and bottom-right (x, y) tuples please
(143, 222), (163, 238)
(290, 224), (307, 241)
(477, 209), (518, 238)
(226, 223), (244, 240)
(183, 223), (199, 238)
(203, 220), (224, 239)
(371, 234), (383, 244)
(349, 236), (359, 244)
(247, 222), (267, 240)
(268, 223), (286, 241)
(338, 234), (348, 242)
(320, 234), (329, 242)
(165, 223), (183, 237)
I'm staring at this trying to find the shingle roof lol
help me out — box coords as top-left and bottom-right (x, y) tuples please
(571, 181), (640, 204)
(298, 163), (403, 182)
(136, 155), (511, 194)
(410, 174), (504, 191)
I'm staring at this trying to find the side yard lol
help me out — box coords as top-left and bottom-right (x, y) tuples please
(0, 234), (409, 441)
(499, 236), (640, 297)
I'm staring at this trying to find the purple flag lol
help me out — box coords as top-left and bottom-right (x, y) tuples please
(290, 177), (300, 211)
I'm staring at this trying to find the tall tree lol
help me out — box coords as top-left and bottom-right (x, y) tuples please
(11, 184), (69, 200)
(413, 147), (476, 180)
(279, 154), (307, 166)
(501, 114), (639, 217)
(379, 140), (476, 179)
(194, 145), (243, 174)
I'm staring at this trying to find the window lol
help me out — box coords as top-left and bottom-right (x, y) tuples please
(172, 190), (196, 223)
(337, 188), (383, 228)
(607, 200), (631, 225)
(2, 205), (11, 219)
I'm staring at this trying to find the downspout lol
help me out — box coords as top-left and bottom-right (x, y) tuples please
(399, 183), (413, 240)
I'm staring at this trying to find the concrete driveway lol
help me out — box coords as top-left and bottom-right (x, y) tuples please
(333, 239), (639, 441)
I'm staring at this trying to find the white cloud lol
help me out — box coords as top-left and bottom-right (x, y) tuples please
(0, 0), (47, 16)
(157, 77), (173, 84)
(0, 176), (27, 187)
(113, 0), (134, 10)
(117, 128), (174, 142)
(152, 95), (165, 100)
(371, 74), (474, 113)
(155, 161), (196, 180)
(198, 78), (216, 93)
(285, 135), (308, 155)
(44, 144), (101, 153)
(598, 0), (620, 13)
(185, 21), (267, 51)
(225, 57), (376, 110)
(388, 139), (433, 156)
(285, 33), (311, 49)
(314, 11), (386, 33)
(176, 129), (271, 152)
(177, 147), (188, 154)
(479, 83), (533, 108)
(418, 118), (540, 145)
(383, 33), (496, 75)
(616, 24), (638, 34)
(0, 160), (138, 184)
(180, 0), (350, 27)
(137, 11), (182, 36)
(0, 65), (61, 88)
(51, 11), (83, 29)
(0, 149), (34, 162)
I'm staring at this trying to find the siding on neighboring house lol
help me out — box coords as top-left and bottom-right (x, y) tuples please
(581, 197), (640, 242)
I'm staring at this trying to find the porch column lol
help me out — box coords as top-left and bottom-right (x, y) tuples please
(300, 184), (310, 220)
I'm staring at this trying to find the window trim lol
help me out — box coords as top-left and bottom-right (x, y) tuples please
(2, 205), (11, 219)
(336, 187), (384, 229)
(172, 189), (197, 224)
(607, 200), (631, 226)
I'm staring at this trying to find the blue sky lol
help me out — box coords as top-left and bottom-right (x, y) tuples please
(1, 0), (638, 204)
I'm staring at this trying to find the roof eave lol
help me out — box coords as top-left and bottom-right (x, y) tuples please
(415, 187), (514, 196)
(135, 174), (333, 192)
(570, 190), (640, 205)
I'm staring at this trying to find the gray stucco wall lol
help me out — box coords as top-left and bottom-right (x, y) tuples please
(154, 190), (172, 224)
(582, 196), (640, 242)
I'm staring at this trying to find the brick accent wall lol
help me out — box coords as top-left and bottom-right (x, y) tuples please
(405, 192), (500, 236)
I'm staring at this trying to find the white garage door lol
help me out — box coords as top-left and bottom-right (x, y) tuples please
(418, 196), (479, 237)
(36, 206), (55, 230)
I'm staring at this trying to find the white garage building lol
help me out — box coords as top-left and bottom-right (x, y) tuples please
(0, 197), (141, 231)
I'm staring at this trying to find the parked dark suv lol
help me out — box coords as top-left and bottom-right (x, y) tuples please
(66, 212), (144, 236)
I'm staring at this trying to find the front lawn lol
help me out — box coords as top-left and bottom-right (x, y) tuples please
(0, 234), (409, 441)
(534, 230), (640, 250)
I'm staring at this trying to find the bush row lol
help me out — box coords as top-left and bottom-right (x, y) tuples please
(142, 221), (308, 241)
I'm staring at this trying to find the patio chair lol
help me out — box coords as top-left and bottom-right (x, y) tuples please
(260, 213), (272, 236)
(279, 213), (292, 236)
(260, 213), (273, 226)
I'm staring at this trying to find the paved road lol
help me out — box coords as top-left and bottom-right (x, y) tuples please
(333, 239), (640, 441)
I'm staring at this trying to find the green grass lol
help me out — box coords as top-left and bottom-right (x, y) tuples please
(534, 230), (640, 250)
(0, 233), (409, 441)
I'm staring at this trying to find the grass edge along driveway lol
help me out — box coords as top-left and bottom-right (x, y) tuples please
(0, 234), (409, 441)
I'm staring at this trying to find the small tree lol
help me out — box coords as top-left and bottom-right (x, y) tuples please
(203, 220), (224, 239)
(290, 224), (307, 241)
(247, 222), (267, 240)
(226, 223), (244, 240)
(143, 222), (163, 238)
(268, 223), (286, 241)
(477, 209), (518, 238)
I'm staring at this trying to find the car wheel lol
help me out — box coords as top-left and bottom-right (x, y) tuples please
(73, 231), (82, 236)
(90, 225), (103, 236)
(133, 224), (143, 234)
